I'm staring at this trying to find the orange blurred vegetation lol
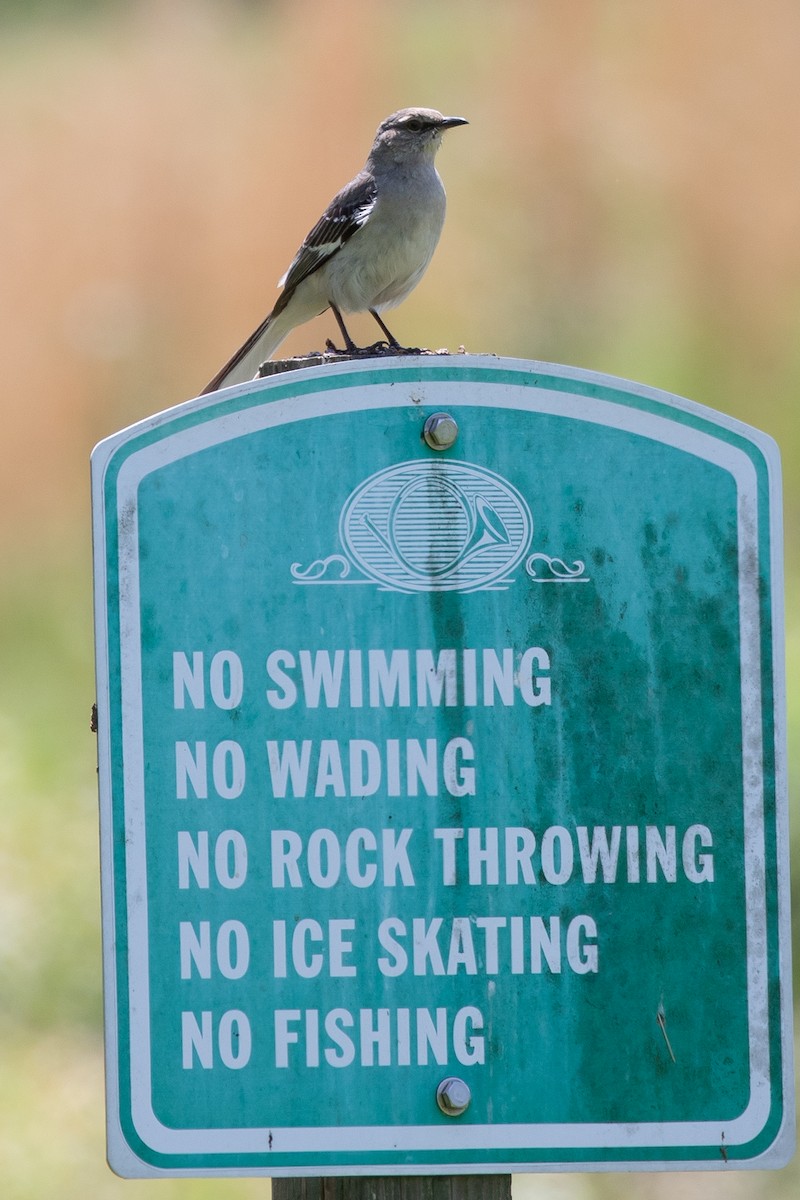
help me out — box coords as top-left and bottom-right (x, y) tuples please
(0, 5), (798, 1197)
(1, 0), (799, 544)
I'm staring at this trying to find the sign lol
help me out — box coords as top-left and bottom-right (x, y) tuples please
(92, 356), (794, 1176)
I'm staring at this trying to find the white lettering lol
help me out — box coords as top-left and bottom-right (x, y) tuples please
(576, 826), (622, 883)
(682, 824), (714, 882)
(271, 827), (414, 888)
(177, 830), (247, 889)
(517, 647), (552, 706)
(453, 1006), (484, 1064)
(504, 827), (537, 884)
(468, 826), (499, 885)
(443, 737), (475, 796)
(369, 650), (411, 707)
(173, 651), (205, 710)
(482, 648), (514, 705)
(209, 652), (243, 709)
(266, 649), (297, 709)
(172, 650), (243, 710)
(646, 826), (677, 882)
(377, 918), (409, 977)
(540, 826), (574, 884)
(566, 915), (599, 974)
(271, 1005), (488, 1070)
(415, 649), (457, 706)
(299, 650), (344, 708)
(182, 1010), (250, 1069)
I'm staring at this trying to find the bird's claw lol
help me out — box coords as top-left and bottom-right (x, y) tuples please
(323, 338), (422, 357)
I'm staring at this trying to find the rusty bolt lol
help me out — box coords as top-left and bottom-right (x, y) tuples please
(423, 412), (459, 451)
(436, 1076), (471, 1116)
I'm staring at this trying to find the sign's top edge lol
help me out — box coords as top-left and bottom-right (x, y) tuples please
(90, 353), (780, 469)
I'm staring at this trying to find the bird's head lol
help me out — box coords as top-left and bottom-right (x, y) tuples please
(371, 108), (468, 163)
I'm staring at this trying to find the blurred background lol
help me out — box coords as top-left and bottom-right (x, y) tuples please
(0, 0), (797, 1196)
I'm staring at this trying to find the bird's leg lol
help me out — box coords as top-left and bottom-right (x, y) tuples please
(329, 303), (358, 352)
(368, 310), (422, 354)
(369, 308), (401, 348)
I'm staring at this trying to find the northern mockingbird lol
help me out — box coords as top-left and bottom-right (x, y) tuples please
(201, 107), (468, 394)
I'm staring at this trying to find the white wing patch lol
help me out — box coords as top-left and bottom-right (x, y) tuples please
(276, 175), (377, 296)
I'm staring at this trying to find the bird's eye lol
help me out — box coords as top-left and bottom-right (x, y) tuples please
(405, 119), (424, 132)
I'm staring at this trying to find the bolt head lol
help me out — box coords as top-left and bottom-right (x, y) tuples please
(436, 1076), (471, 1116)
(423, 412), (459, 450)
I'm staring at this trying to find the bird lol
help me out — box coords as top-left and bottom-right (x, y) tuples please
(201, 107), (468, 394)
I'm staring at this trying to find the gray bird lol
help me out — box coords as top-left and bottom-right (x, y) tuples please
(202, 107), (468, 394)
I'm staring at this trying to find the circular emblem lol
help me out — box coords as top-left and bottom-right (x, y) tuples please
(339, 460), (533, 592)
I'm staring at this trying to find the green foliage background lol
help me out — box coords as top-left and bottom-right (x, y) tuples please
(0, 2), (797, 1197)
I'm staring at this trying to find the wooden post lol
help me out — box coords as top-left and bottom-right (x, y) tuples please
(266, 350), (507, 1199)
(255, 347), (459, 379)
(256, 352), (357, 377)
(273, 1175), (512, 1200)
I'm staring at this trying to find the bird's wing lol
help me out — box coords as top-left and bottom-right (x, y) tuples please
(277, 170), (377, 299)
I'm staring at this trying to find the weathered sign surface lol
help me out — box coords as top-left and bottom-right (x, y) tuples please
(92, 356), (794, 1176)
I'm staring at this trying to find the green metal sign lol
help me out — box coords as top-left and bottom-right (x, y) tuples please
(92, 357), (793, 1176)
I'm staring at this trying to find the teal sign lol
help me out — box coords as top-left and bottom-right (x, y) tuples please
(92, 357), (794, 1176)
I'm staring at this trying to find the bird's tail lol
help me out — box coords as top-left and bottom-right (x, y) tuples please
(200, 302), (298, 395)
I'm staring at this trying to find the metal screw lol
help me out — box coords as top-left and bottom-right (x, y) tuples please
(423, 412), (459, 451)
(436, 1076), (471, 1117)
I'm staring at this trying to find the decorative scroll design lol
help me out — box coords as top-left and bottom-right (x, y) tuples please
(290, 555), (354, 583)
(525, 553), (590, 583)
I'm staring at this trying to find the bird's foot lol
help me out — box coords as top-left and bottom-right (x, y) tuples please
(322, 338), (424, 358)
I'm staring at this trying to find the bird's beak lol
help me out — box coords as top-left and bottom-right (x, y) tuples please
(440, 116), (469, 129)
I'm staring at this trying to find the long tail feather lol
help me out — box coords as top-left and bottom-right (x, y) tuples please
(200, 310), (285, 395)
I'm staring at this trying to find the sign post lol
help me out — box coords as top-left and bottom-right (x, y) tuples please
(92, 356), (794, 1179)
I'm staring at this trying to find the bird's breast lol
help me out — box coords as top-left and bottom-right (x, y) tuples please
(325, 169), (447, 312)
